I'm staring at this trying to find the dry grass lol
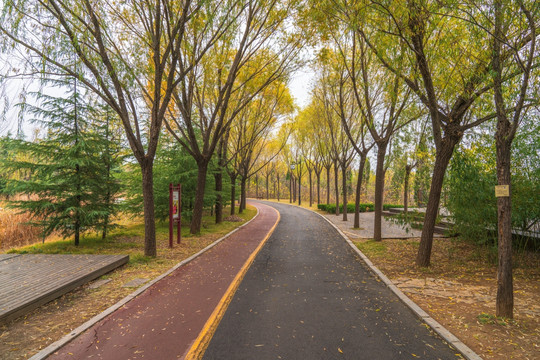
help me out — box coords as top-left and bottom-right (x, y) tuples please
(0, 208), (43, 250)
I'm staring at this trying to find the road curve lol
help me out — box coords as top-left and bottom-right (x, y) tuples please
(203, 201), (461, 360)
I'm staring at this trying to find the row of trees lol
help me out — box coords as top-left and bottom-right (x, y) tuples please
(264, 0), (538, 319)
(0, 0), (305, 257)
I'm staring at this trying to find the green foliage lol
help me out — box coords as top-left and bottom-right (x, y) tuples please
(121, 136), (229, 221)
(510, 116), (540, 241)
(446, 147), (497, 244)
(446, 134), (540, 248)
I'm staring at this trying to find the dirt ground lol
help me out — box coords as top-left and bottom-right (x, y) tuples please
(354, 237), (539, 360)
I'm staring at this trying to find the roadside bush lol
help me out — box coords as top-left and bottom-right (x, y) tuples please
(318, 203), (402, 214)
(383, 204), (404, 210)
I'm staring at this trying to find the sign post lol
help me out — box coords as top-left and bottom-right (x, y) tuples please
(495, 185), (510, 198)
(169, 183), (182, 248)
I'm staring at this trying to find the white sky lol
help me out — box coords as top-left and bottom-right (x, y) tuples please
(289, 67), (314, 109)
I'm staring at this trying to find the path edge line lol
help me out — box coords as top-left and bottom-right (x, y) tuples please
(29, 206), (261, 360)
(260, 200), (482, 360)
(184, 205), (281, 360)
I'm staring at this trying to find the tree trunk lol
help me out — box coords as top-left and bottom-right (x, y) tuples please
(102, 158), (111, 239)
(214, 170), (223, 224)
(354, 154), (367, 228)
(493, 0), (517, 317)
(142, 161), (157, 256)
(342, 163), (348, 221)
(230, 174), (237, 215)
(74, 162), (81, 246)
(404, 165), (412, 214)
(416, 136), (460, 266)
(309, 169), (313, 207)
(190, 161), (209, 234)
(239, 176), (247, 213)
(298, 169), (301, 206)
(293, 177), (297, 202)
(334, 160), (340, 215)
(102, 116), (111, 239)
(374, 142), (388, 241)
(496, 137), (513, 318)
(74, 76), (80, 246)
(316, 171), (321, 205)
(255, 174), (259, 198)
(326, 166), (331, 205)
(289, 173), (292, 203)
(266, 173), (269, 200)
(277, 173), (280, 201)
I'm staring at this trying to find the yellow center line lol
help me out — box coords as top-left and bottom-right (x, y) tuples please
(184, 205), (281, 360)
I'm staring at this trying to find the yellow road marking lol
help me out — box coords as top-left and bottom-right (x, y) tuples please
(184, 205), (280, 360)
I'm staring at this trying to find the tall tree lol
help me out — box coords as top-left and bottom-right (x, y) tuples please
(310, 98), (334, 205)
(490, 0), (538, 318)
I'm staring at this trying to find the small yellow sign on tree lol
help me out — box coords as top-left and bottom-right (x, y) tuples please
(495, 185), (510, 197)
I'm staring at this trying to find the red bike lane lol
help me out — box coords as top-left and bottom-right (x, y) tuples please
(47, 201), (279, 360)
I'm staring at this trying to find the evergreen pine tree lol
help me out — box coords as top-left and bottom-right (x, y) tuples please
(1, 78), (122, 245)
(91, 105), (124, 239)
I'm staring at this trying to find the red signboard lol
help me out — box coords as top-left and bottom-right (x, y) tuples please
(169, 183), (181, 248)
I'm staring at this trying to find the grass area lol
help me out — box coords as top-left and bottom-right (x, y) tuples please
(7, 206), (256, 259)
(355, 239), (388, 258)
(0, 205), (257, 360)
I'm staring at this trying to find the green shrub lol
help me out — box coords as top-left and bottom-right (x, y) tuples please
(317, 203), (401, 214)
(383, 204), (404, 210)
(446, 148), (496, 245)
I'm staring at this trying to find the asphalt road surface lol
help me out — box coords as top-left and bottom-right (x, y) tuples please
(203, 201), (461, 360)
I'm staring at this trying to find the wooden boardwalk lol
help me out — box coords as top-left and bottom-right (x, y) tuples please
(0, 254), (128, 324)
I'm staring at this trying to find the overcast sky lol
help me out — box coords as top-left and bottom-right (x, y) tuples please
(289, 67), (314, 109)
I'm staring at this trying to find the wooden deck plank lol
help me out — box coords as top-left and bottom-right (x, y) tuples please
(0, 255), (124, 300)
(0, 254), (22, 262)
(0, 254), (129, 324)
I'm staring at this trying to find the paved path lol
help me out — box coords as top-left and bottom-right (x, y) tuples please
(204, 201), (461, 359)
(46, 202), (278, 360)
